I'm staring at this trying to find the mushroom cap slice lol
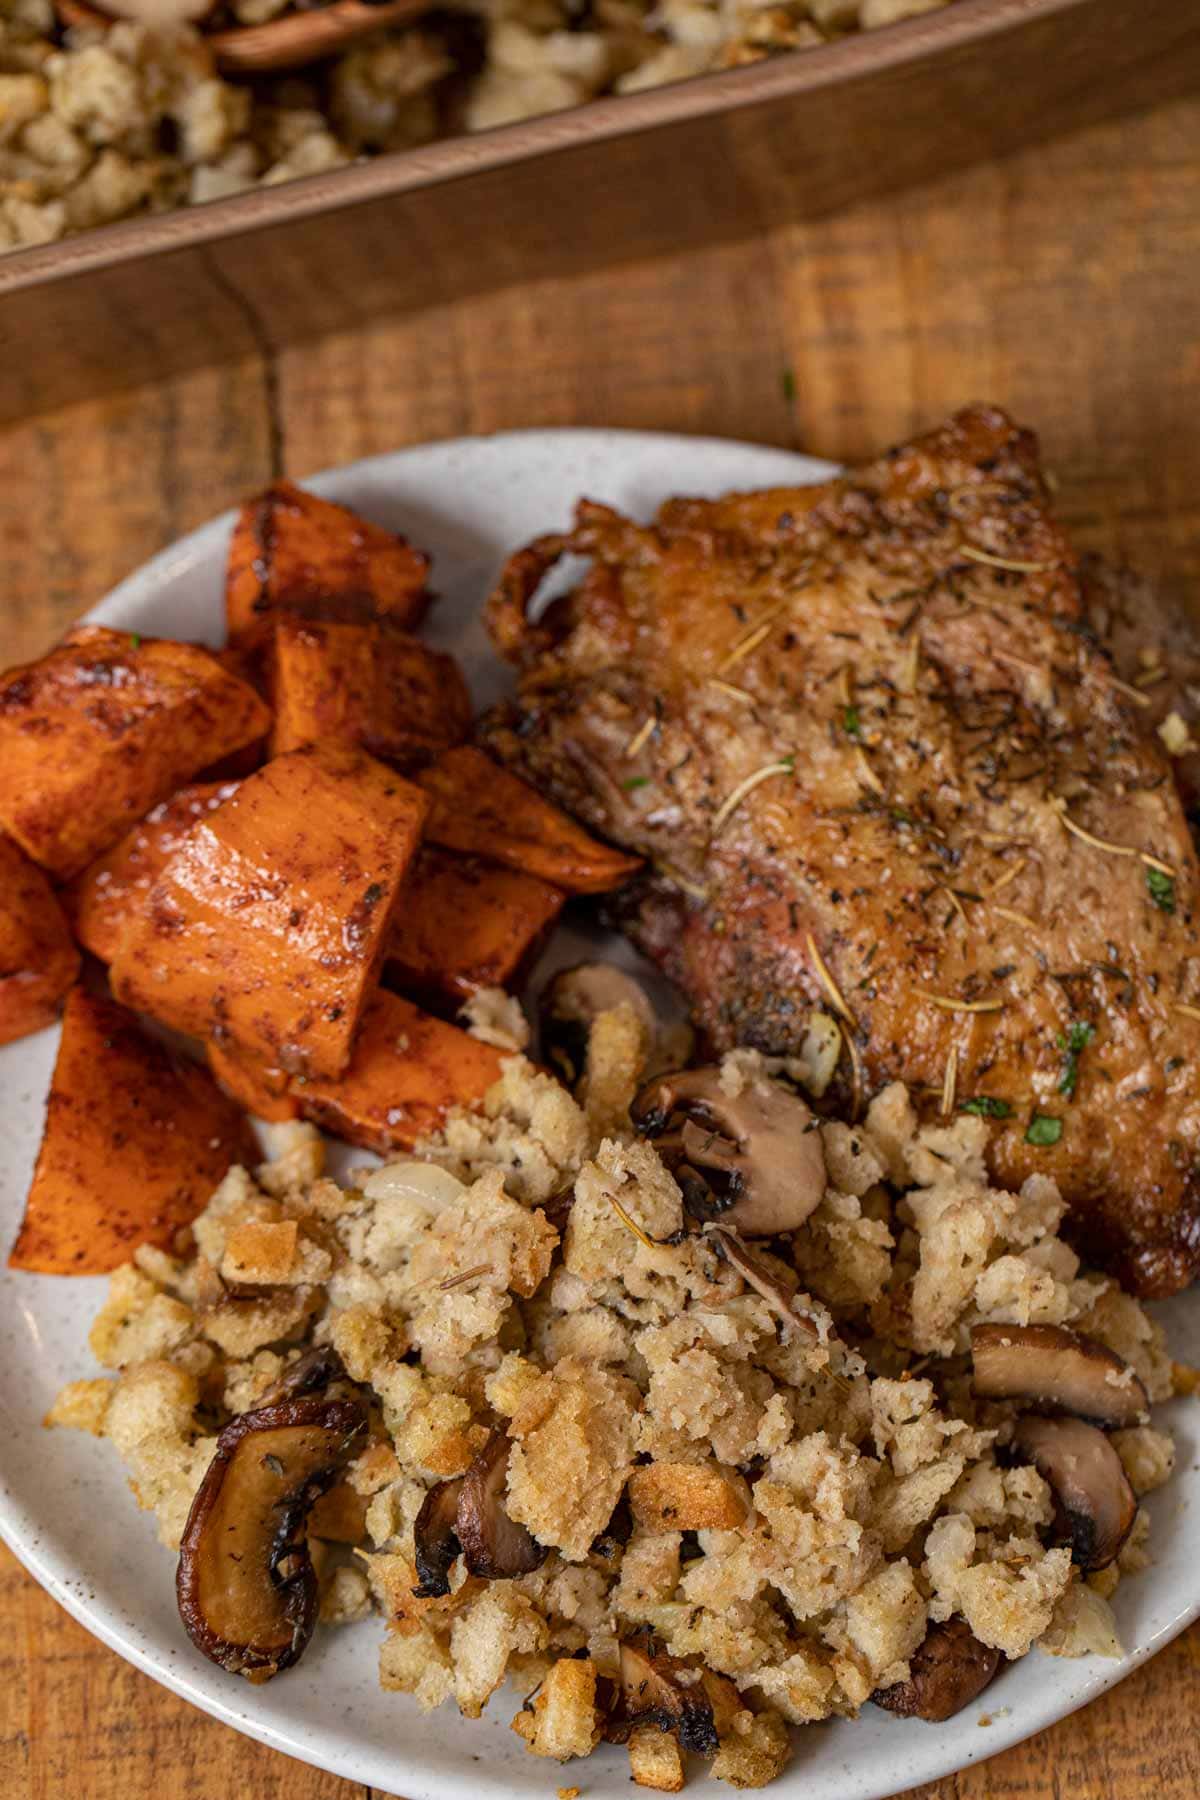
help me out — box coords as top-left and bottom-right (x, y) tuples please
(539, 962), (657, 1087)
(872, 1618), (1000, 1722)
(412, 1476), (464, 1599)
(613, 1635), (719, 1755)
(258, 1344), (347, 1406)
(631, 1066), (826, 1238)
(177, 1394), (366, 1680)
(89, 0), (218, 23)
(971, 1323), (1149, 1427)
(1012, 1415), (1139, 1570)
(709, 1227), (818, 1344)
(455, 1428), (547, 1580)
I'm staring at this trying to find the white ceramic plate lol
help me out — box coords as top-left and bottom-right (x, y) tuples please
(2, 430), (1197, 1800)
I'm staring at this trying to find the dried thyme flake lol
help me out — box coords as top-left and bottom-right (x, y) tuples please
(1057, 1020), (1095, 1099)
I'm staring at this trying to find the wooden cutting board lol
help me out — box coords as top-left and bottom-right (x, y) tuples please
(2, 78), (1200, 1800)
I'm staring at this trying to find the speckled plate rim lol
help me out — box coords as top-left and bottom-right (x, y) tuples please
(1, 428), (1197, 1800)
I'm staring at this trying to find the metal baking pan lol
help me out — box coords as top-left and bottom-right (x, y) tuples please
(2, 0), (1198, 421)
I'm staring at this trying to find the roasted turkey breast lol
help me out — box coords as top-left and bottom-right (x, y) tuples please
(482, 405), (1200, 1297)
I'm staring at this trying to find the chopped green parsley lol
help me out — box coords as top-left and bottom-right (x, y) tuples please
(1025, 1114), (1063, 1148)
(960, 1096), (1013, 1119)
(1056, 1020), (1095, 1099)
(1146, 866), (1176, 914)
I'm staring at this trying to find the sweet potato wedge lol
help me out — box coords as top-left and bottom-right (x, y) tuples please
(0, 834), (80, 1044)
(110, 745), (429, 1080)
(0, 626), (270, 879)
(294, 990), (503, 1153)
(200, 646), (270, 778)
(227, 481), (430, 652)
(386, 848), (565, 1002)
(62, 780), (240, 963)
(208, 1041), (299, 1123)
(269, 615), (472, 768)
(416, 748), (642, 894)
(9, 989), (255, 1274)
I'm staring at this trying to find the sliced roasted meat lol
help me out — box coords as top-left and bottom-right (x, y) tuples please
(971, 1323), (1149, 1427)
(483, 405), (1200, 1296)
(1080, 553), (1200, 816)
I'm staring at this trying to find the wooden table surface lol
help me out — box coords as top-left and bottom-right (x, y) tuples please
(4, 78), (1200, 1800)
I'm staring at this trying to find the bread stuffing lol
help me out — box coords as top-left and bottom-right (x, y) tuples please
(49, 1019), (1183, 1785)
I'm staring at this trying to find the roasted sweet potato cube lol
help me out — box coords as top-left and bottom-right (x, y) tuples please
(0, 833), (80, 1044)
(0, 625), (270, 879)
(269, 615), (472, 768)
(385, 849), (565, 1002)
(8, 989), (255, 1274)
(416, 748), (641, 894)
(294, 990), (503, 1153)
(110, 746), (428, 1080)
(208, 1040), (299, 1122)
(227, 480), (430, 652)
(62, 780), (240, 963)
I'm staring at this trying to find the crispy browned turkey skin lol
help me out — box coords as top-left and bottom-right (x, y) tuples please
(482, 406), (1200, 1298)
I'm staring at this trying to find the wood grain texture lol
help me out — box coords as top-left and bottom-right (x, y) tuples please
(5, 0), (1200, 425)
(3, 84), (1200, 1800)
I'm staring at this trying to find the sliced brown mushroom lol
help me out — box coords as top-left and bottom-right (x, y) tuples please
(612, 1634), (719, 1755)
(455, 1428), (547, 1580)
(540, 1181), (576, 1237)
(709, 1227), (818, 1345)
(632, 1066), (826, 1237)
(76, 0), (217, 24)
(412, 1476), (465, 1599)
(177, 1394), (367, 1680)
(1012, 1415), (1138, 1571)
(589, 1490), (633, 1561)
(971, 1323), (1149, 1428)
(872, 1618), (1000, 1721)
(540, 962), (658, 1088)
(258, 1344), (347, 1406)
